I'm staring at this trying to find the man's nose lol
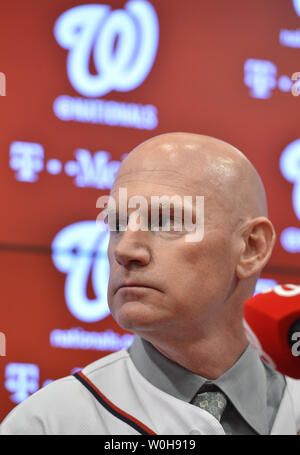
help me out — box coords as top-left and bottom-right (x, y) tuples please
(114, 228), (151, 267)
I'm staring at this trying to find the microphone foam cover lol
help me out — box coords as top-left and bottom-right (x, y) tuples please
(243, 284), (300, 378)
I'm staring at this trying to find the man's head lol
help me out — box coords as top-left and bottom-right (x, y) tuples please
(106, 132), (276, 347)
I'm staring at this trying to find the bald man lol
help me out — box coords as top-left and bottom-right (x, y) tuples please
(1, 133), (300, 435)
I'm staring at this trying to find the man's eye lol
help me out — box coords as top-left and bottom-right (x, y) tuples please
(160, 216), (172, 228)
(154, 215), (182, 231)
(112, 217), (128, 232)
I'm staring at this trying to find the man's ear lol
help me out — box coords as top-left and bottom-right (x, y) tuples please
(236, 217), (276, 280)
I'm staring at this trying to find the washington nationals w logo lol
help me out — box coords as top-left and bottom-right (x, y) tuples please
(54, 1), (159, 97)
(52, 221), (110, 323)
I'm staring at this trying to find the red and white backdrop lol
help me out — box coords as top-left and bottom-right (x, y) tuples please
(0, 0), (299, 421)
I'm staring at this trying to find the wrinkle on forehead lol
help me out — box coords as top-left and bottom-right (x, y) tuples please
(112, 132), (268, 222)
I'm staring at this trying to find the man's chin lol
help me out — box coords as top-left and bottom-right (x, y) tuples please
(112, 301), (163, 333)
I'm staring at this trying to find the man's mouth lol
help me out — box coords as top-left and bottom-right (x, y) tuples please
(116, 282), (159, 294)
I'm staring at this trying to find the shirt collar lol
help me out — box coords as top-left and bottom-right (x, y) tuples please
(214, 343), (269, 434)
(128, 336), (270, 434)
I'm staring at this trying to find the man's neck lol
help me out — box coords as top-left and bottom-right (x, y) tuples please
(140, 329), (249, 379)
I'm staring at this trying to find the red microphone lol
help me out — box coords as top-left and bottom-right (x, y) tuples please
(243, 284), (300, 379)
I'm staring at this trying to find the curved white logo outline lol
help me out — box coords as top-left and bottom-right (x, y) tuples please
(293, 0), (300, 16)
(52, 221), (110, 322)
(54, 1), (159, 97)
(279, 138), (300, 221)
(279, 139), (300, 253)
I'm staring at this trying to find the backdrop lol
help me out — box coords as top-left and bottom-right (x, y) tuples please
(0, 0), (300, 421)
